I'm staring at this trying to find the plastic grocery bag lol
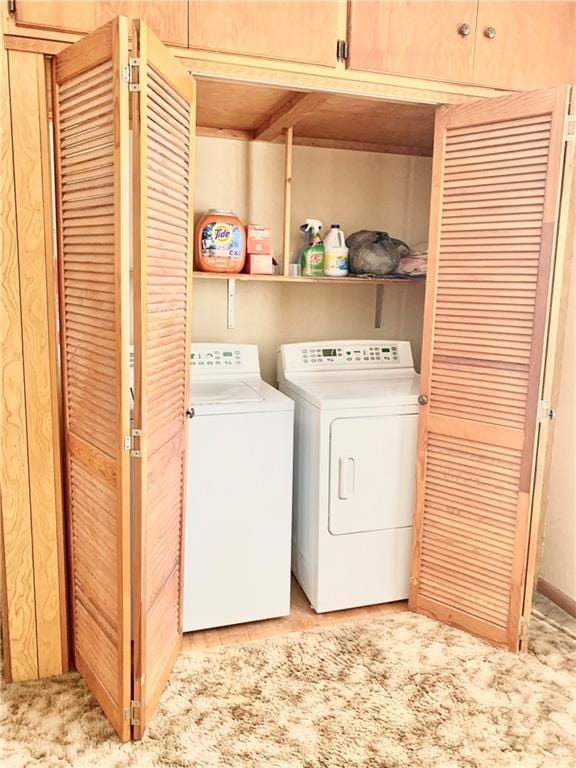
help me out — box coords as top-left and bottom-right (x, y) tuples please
(346, 230), (412, 276)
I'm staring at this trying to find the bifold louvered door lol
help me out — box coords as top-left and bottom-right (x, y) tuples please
(54, 17), (195, 741)
(131, 20), (195, 739)
(410, 86), (574, 650)
(53, 17), (131, 740)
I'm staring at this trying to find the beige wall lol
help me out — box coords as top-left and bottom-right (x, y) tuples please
(192, 137), (432, 383)
(540, 277), (576, 602)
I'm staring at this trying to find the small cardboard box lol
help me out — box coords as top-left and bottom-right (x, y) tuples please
(247, 225), (272, 254)
(245, 253), (273, 274)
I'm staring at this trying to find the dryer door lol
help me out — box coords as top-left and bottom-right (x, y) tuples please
(329, 415), (418, 535)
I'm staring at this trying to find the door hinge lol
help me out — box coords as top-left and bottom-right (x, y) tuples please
(336, 39), (348, 63)
(537, 399), (555, 424)
(122, 58), (141, 92)
(124, 429), (142, 457)
(519, 617), (530, 643)
(131, 428), (142, 457)
(124, 699), (140, 726)
(565, 115), (576, 141)
(7, 0), (15, 16)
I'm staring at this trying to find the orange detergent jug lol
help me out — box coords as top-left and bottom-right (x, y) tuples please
(195, 209), (246, 273)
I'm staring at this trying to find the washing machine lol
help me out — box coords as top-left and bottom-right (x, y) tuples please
(183, 343), (294, 632)
(277, 340), (419, 613)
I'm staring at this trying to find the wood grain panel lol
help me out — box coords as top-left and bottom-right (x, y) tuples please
(53, 18), (131, 741)
(14, 1), (188, 47)
(474, 2), (576, 91)
(9, 51), (66, 678)
(0, 48), (37, 682)
(347, 1), (477, 83)
(189, 1), (339, 67)
(131, 19), (195, 740)
(410, 86), (572, 650)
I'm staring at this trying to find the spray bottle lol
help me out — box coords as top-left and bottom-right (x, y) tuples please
(300, 219), (324, 277)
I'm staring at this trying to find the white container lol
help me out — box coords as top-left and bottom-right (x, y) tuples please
(323, 224), (349, 277)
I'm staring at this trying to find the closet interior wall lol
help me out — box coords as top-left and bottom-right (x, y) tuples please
(192, 136), (432, 382)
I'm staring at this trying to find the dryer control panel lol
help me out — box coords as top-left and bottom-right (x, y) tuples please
(279, 340), (414, 373)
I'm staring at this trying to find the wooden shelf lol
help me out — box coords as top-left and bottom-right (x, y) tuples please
(193, 271), (423, 285)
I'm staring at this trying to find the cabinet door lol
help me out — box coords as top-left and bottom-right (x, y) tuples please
(410, 86), (574, 651)
(52, 17), (132, 741)
(347, 1), (477, 83)
(474, 2), (576, 90)
(131, 19), (196, 740)
(13, 1), (188, 47)
(188, 1), (339, 67)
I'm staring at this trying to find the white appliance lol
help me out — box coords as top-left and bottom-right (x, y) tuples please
(183, 343), (294, 632)
(277, 340), (419, 613)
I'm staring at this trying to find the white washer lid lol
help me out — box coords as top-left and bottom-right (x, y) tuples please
(191, 380), (263, 405)
(282, 371), (420, 409)
(191, 377), (294, 415)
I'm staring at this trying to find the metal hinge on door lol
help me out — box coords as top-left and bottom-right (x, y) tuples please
(336, 39), (348, 63)
(519, 617), (530, 643)
(124, 700), (141, 725)
(537, 399), (555, 424)
(565, 115), (576, 141)
(124, 429), (142, 457)
(121, 58), (141, 92)
(131, 429), (142, 457)
(7, 0), (16, 16)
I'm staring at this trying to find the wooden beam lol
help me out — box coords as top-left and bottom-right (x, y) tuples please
(254, 91), (329, 142)
(196, 126), (254, 141)
(282, 126), (293, 275)
(292, 135), (433, 157)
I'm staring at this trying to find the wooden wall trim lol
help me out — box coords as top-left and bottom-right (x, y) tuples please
(537, 578), (576, 619)
(0, 46), (38, 682)
(2, 33), (509, 106)
(520, 87), (576, 648)
(0, 47), (67, 681)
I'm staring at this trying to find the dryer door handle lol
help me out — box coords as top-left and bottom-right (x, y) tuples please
(338, 457), (356, 500)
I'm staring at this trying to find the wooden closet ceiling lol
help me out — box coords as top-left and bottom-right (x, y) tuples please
(196, 79), (436, 157)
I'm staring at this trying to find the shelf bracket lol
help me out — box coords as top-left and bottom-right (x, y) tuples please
(374, 284), (384, 328)
(227, 278), (236, 329)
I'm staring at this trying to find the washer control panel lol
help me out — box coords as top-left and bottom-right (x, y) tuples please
(191, 344), (260, 375)
(280, 340), (413, 373)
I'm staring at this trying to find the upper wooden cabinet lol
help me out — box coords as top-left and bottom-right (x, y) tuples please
(347, 1), (576, 91)
(10, 1), (189, 47)
(347, 1), (478, 84)
(473, 2), (576, 90)
(188, 1), (340, 67)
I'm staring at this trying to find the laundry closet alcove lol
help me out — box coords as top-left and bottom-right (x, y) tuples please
(49, 13), (575, 743)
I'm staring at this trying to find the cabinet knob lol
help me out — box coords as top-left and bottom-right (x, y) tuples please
(418, 395), (428, 406)
(186, 407), (195, 419)
(484, 26), (496, 39)
(458, 22), (471, 37)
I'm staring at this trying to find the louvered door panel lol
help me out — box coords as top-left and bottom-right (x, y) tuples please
(410, 87), (573, 650)
(131, 20), (195, 740)
(52, 18), (131, 740)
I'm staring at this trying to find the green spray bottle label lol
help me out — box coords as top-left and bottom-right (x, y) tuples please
(301, 220), (325, 276)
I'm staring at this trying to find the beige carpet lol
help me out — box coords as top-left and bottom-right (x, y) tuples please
(2, 596), (575, 768)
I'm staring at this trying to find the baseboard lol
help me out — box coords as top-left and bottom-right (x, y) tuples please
(537, 578), (576, 619)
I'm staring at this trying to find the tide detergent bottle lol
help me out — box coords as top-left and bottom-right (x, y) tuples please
(300, 219), (324, 277)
